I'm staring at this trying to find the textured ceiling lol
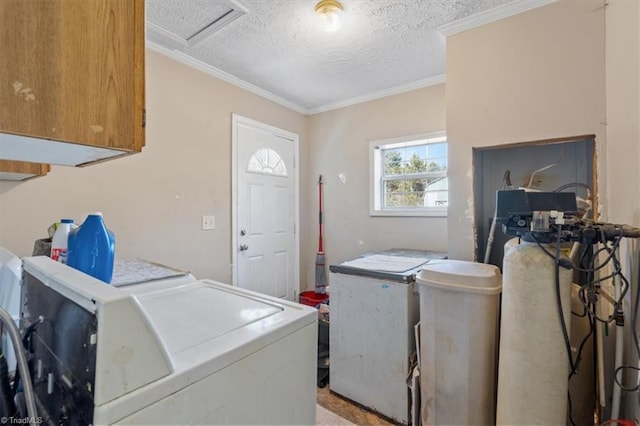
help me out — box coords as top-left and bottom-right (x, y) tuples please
(146, 0), (517, 112)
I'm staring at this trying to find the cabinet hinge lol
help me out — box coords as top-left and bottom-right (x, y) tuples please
(142, 109), (146, 128)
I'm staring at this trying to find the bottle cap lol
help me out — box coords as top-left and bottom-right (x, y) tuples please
(61, 219), (74, 224)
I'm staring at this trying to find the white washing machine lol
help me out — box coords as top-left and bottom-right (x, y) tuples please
(0, 247), (22, 372)
(20, 257), (318, 425)
(329, 249), (446, 425)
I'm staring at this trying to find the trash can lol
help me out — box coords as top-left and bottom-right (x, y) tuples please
(416, 260), (502, 426)
(317, 318), (330, 388)
(298, 291), (331, 387)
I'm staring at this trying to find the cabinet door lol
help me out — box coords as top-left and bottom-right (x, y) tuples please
(0, 0), (145, 152)
(0, 160), (49, 181)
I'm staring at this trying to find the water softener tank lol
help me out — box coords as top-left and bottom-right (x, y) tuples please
(496, 238), (572, 425)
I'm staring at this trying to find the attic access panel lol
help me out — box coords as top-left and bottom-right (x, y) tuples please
(146, 0), (246, 48)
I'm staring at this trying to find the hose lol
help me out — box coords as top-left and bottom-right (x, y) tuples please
(595, 251), (607, 410)
(0, 308), (37, 424)
(553, 182), (592, 196)
(484, 216), (498, 264)
(484, 170), (513, 264)
(610, 273), (624, 421)
(525, 145), (565, 189)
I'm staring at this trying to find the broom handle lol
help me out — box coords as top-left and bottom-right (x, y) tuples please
(318, 175), (324, 253)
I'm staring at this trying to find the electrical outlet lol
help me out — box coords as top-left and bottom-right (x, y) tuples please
(202, 215), (215, 230)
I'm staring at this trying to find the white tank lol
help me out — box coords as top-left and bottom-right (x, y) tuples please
(496, 238), (572, 425)
(568, 283), (595, 426)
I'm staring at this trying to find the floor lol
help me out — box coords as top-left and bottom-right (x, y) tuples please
(316, 385), (394, 426)
(316, 404), (354, 425)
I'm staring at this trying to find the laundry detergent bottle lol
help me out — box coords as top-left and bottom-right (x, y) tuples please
(50, 219), (74, 264)
(67, 212), (115, 283)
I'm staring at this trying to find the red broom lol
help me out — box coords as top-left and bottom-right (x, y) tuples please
(315, 175), (327, 294)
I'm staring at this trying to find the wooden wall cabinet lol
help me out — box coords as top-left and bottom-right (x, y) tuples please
(0, 0), (145, 166)
(0, 160), (50, 181)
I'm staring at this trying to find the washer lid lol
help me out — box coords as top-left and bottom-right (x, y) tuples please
(136, 282), (283, 355)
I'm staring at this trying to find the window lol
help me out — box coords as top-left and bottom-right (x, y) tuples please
(247, 148), (287, 176)
(370, 132), (447, 216)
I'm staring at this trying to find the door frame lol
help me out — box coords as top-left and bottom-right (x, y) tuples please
(231, 113), (300, 298)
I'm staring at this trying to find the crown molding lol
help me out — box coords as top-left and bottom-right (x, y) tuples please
(438, 0), (557, 37)
(146, 22), (189, 49)
(146, 41), (310, 115)
(307, 74), (446, 115)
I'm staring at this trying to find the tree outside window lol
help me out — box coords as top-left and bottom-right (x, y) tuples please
(370, 133), (447, 216)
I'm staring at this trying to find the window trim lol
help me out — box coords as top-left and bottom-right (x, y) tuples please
(369, 131), (448, 217)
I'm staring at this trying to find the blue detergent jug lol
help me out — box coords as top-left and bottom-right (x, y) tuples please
(67, 213), (115, 283)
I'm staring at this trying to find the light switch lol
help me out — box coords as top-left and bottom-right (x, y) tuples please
(202, 215), (215, 230)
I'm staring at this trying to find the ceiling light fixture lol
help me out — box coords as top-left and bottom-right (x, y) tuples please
(314, 0), (344, 33)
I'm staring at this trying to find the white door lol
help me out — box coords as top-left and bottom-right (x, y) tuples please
(232, 114), (299, 300)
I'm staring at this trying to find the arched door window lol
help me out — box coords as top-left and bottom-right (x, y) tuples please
(246, 148), (287, 176)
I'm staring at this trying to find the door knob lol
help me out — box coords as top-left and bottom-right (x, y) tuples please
(240, 244), (249, 251)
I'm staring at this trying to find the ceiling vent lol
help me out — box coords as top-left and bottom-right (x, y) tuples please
(146, 0), (247, 49)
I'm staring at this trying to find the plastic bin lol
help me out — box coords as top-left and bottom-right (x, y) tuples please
(416, 260), (502, 426)
(299, 291), (329, 307)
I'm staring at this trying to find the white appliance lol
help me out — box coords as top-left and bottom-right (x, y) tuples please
(20, 256), (317, 425)
(329, 249), (446, 425)
(0, 247), (21, 371)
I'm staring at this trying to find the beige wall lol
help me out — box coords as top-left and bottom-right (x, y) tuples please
(607, 0), (640, 417)
(306, 85), (448, 290)
(446, 0), (607, 260)
(606, 0), (640, 226)
(0, 51), (309, 282)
